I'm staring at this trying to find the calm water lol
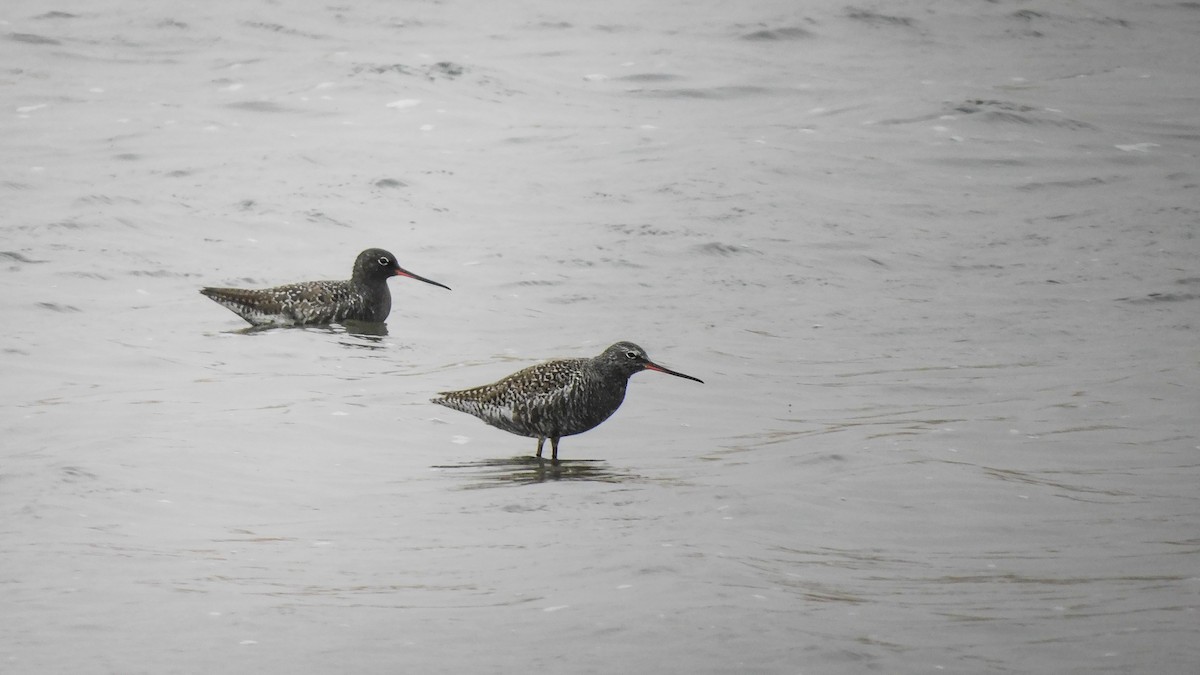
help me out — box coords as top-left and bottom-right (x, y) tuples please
(3, 1), (1198, 673)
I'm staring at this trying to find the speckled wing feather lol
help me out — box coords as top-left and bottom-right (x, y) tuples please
(432, 358), (595, 438)
(201, 280), (375, 326)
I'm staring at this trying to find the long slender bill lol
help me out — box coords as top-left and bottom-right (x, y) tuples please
(394, 266), (451, 291)
(645, 362), (704, 384)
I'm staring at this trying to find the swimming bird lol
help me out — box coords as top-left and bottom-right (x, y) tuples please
(200, 248), (449, 326)
(431, 341), (703, 463)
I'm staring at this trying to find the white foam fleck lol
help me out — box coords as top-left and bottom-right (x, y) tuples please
(387, 99), (421, 109)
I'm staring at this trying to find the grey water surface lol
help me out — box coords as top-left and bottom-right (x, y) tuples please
(3, 1), (1198, 673)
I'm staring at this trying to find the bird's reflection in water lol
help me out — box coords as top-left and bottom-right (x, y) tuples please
(334, 321), (389, 349)
(338, 320), (389, 337)
(434, 455), (639, 489)
(225, 320), (389, 342)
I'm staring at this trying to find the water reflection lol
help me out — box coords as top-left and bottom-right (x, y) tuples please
(338, 320), (389, 337)
(433, 455), (639, 488)
(223, 321), (390, 349)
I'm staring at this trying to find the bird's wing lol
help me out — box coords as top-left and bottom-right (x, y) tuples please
(432, 359), (588, 435)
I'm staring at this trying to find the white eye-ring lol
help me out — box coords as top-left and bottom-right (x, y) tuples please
(377, 257), (390, 266)
(625, 351), (639, 360)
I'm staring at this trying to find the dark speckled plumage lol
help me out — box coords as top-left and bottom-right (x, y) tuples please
(200, 248), (449, 326)
(432, 342), (703, 462)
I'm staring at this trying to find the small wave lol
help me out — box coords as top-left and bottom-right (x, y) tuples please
(59, 465), (98, 482)
(981, 466), (1134, 498)
(242, 21), (325, 40)
(924, 157), (1030, 169)
(740, 27), (814, 41)
(1017, 176), (1119, 191)
(427, 61), (465, 79)
(304, 210), (351, 228)
(615, 73), (684, 82)
(1011, 9), (1049, 22)
(225, 100), (293, 113)
(1119, 292), (1200, 304)
(845, 8), (917, 28)
(627, 85), (779, 100)
(606, 223), (676, 237)
(354, 61), (467, 81)
(7, 32), (61, 45)
(950, 99), (1097, 130)
(1, 251), (48, 264)
(129, 269), (199, 278)
(36, 302), (82, 313)
(1010, 9), (1133, 29)
(695, 242), (761, 256)
(73, 195), (142, 206)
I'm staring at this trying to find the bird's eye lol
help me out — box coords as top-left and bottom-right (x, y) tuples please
(625, 351), (639, 360)
(377, 257), (390, 266)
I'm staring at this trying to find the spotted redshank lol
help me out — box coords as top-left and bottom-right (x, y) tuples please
(200, 248), (449, 326)
(431, 341), (703, 463)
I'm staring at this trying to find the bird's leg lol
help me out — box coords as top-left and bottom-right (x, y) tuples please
(535, 436), (545, 459)
(550, 437), (560, 465)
